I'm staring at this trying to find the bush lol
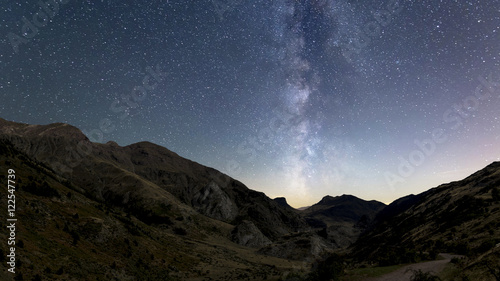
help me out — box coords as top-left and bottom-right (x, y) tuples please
(448, 241), (470, 255)
(493, 188), (500, 201)
(307, 254), (344, 281)
(124, 223), (142, 236)
(70, 231), (80, 245)
(378, 247), (421, 266)
(408, 269), (441, 281)
(476, 240), (496, 254)
(23, 181), (60, 198)
(173, 227), (187, 236)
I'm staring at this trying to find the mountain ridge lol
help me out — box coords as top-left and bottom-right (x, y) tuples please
(0, 118), (308, 241)
(2, 117), (499, 280)
(350, 160), (500, 278)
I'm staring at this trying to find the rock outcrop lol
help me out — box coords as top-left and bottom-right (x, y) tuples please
(0, 118), (308, 242)
(231, 220), (272, 248)
(192, 182), (238, 221)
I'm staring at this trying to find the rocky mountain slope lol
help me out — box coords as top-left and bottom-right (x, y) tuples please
(0, 118), (314, 280)
(273, 197), (294, 209)
(0, 118), (307, 241)
(3, 118), (499, 280)
(351, 162), (500, 279)
(255, 195), (386, 263)
(301, 195), (385, 248)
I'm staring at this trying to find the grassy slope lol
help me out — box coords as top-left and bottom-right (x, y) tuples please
(349, 162), (500, 280)
(0, 140), (308, 280)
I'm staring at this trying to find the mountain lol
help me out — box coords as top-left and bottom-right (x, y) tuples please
(3, 118), (499, 280)
(0, 118), (311, 280)
(254, 194), (385, 270)
(303, 194), (385, 224)
(0, 118), (307, 240)
(351, 162), (500, 278)
(301, 194), (385, 248)
(273, 197), (294, 209)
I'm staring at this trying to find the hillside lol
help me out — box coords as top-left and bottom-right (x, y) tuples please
(2, 118), (499, 280)
(301, 195), (385, 248)
(0, 118), (308, 240)
(0, 118), (314, 280)
(351, 162), (500, 279)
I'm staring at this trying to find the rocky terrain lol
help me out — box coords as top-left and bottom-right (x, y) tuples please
(0, 118), (348, 280)
(301, 195), (385, 248)
(1, 117), (499, 280)
(0, 118), (310, 280)
(350, 162), (500, 280)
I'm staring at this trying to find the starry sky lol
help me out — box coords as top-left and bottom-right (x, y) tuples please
(1, 0), (500, 207)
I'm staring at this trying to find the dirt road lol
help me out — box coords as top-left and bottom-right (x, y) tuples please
(365, 253), (461, 281)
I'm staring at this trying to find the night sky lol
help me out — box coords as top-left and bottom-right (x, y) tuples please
(1, 0), (500, 207)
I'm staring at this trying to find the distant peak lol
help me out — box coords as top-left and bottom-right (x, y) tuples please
(317, 194), (360, 206)
(0, 118), (88, 142)
(487, 161), (500, 168)
(273, 197), (292, 209)
(106, 141), (120, 147)
(127, 141), (165, 149)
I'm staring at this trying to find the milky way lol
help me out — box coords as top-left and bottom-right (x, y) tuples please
(1, 0), (500, 206)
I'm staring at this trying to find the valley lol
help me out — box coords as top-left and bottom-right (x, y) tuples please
(0, 118), (499, 280)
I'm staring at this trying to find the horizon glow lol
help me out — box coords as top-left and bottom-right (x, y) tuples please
(1, 0), (500, 208)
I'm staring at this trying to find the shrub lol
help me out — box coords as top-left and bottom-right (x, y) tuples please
(408, 269), (441, 281)
(174, 227), (187, 235)
(427, 249), (438, 260)
(448, 241), (470, 255)
(124, 223), (142, 236)
(70, 231), (80, 245)
(493, 188), (500, 201)
(23, 181), (60, 198)
(476, 240), (496, 254)
(307, 254), (344, 281)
